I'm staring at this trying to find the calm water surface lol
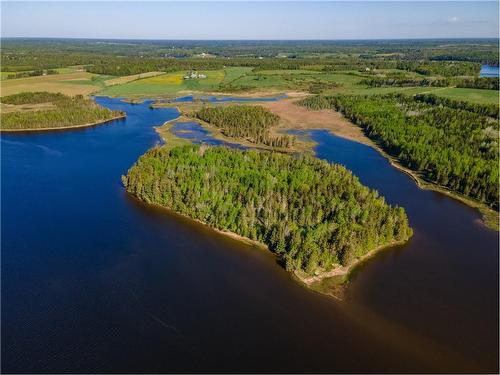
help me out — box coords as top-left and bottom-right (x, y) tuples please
(2, 97), (498, 373)
(479, 64), (500, 77)
(170, 121), (245, 148)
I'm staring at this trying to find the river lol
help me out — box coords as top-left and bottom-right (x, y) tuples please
(1, 97), (498, 373)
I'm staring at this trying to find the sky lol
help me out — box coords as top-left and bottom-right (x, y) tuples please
(1, 1), (499, 40)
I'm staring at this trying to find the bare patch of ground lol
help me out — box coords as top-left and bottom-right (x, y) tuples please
(260, 98), (375, 147)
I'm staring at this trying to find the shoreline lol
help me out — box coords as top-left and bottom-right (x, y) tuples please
(294, 238), (409, 286)
(0, 114), (126, 133)
(152, 93), (498, 230)
(154, 106), (313, 154)
(126, 192), (408, 296)
(345, 126), (499, 231)
(101, 89), (304, 102)
(268, 97), (498, 231)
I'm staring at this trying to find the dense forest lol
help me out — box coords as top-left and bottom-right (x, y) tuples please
(395, 61), (481, 77)
(123, 145), (412, 274)
(361, 76), (499, 90)
(0, 92), (123, 130)
(414, 93), (499, 119)
(2, 38), (497, 77)
(193, 105), (294, 148)
(299, 94), (499, 208)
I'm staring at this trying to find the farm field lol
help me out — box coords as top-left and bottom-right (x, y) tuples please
(104, 71), (165, 86)
(0, 71), (105, 96)
(222, 67), (253, 83)
(0, 66), (85, 80)
(431, 87), (500, 105)
(99, 70), (226, 97)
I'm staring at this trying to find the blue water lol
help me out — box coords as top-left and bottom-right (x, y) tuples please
(170, 121), (245, 148)
(161, 94), (287, 103)
(1, 98), (498, 372)
(309, 130), (498, 369)
(479, 65), (500, 78)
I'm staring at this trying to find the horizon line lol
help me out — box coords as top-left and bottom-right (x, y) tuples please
(2, 36), (499, 41)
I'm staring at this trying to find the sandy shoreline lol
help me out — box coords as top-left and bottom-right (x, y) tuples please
(295, 239), (409, 286)
(127, 193), (405, 293)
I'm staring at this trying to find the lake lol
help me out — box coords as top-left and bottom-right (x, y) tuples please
(479, 64), (500, 77)
(1, 97), (498, 373)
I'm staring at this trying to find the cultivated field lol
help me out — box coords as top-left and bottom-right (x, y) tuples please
(104, 71), (165, 86)
(431, 87), (500, 105)
(0, 71), (104, 96)
(99, 70), (227, 97)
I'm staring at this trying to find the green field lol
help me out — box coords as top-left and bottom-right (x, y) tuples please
(2, 62), (498, 105)
(430, 87), (500, 105)
(0, 72), (17, 80)
(99, 70), (226, 97)
(257, 69), (322, 75)
(222, 67), (253, 83)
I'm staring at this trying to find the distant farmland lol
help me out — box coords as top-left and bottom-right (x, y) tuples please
(0, 71), (105, 96)
(99, 70), (227, 97)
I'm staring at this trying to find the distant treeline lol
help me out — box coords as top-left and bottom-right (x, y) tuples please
(395, 61), (481, 77)
(2, 38), (497, 62)
(299, 94), (499, 208)
(0, 92), (123, 130)
(123, 145), (412, 274)
(4, 69), (59, 79)
(361, 77), (499, 90)
(193, 105), (294, 148)
(1, 43), (490, 78)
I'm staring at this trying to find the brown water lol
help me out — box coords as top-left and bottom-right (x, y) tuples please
(1, 97), (498, 373)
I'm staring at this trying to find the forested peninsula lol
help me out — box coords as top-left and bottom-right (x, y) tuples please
(123, 145), (412, 280)
(299, 94), (499, 208)
(0, 92), (124, 131)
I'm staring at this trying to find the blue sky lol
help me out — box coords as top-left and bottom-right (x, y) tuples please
(1, 1), (498, 39)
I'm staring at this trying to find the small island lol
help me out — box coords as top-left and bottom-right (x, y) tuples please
(0, 92), (125, 131)
(122, 144), (413, 283)
(193, 104), (295, 148)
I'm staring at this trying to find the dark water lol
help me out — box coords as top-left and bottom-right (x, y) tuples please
(479, 64), (500, 78)
(1, 98), (498, 373)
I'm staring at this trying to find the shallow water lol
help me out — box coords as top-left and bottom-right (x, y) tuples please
(170, 121), (245, 148)
(1, 97), (498, 372)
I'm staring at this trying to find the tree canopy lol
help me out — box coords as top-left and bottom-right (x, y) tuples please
(123, 145), (412, 275)
(300, 94), (499, 208)
(1, 92), (124, 130)
(194, 105), (294, 148)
